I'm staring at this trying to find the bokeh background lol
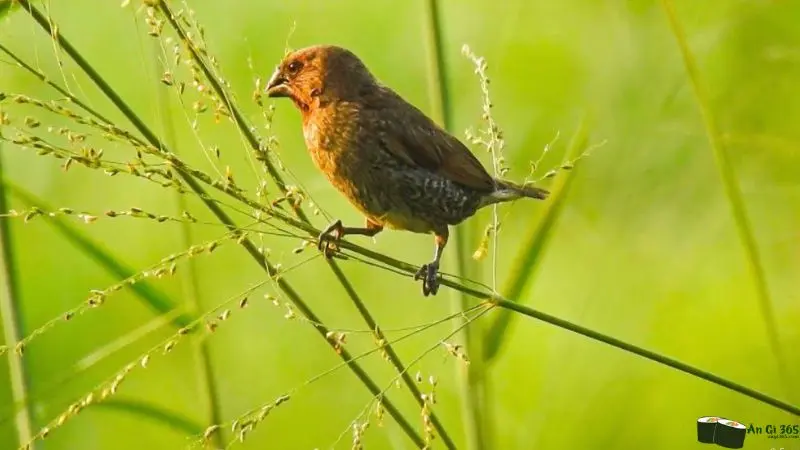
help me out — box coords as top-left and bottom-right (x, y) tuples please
(0, 0), (799, 449)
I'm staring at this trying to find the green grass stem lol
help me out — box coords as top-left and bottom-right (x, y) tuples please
(660, 0), (792, 399)
(0, 144), (35, 448)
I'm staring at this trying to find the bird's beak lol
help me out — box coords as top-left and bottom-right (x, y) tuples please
(266, 69), (291, 98)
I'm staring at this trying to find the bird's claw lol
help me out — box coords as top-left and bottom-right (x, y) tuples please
(414, 263), (440, 296)
(319, 240), (340, 258)
(318, 220), (343, 259)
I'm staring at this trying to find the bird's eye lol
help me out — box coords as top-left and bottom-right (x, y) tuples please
(287, 61), (303, 73)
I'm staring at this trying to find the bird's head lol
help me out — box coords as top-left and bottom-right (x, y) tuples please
(266, 45), (376, 111)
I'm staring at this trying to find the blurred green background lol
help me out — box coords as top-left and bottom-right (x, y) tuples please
(1, 0), (799, 449)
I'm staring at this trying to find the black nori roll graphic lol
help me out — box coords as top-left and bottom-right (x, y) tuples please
(714, 419), (746, 449)
(697, 416), (721, 443)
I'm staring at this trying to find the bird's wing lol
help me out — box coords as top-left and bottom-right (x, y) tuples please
(372, 90), (495, 192)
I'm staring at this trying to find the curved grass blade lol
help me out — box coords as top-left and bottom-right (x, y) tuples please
(95, 399), (203, 437)
(0, 146), (36, 448)
(484, 120), (587, 361)
(660, 0), (792, 398)
(4, 182), (191, 329)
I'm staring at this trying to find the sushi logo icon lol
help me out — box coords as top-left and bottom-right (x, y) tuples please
(697, 416), (747, 449)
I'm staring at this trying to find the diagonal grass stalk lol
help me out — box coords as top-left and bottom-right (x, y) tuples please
(0, 145), (35, 448)
(497, 297), (800, 416)
(423, 1), (489, 448)
(16, 1), (426, 446)
(331, 245), (800, 417)
(660, 0), (792, 399)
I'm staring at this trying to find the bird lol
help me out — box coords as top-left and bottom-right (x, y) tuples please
(266, 45), (548, 296)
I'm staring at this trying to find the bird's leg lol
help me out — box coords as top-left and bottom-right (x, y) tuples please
(414, 228), (448, 296)
(318, 218), (383, 258)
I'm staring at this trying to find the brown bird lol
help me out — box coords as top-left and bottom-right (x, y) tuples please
(267, 45), (548, 296)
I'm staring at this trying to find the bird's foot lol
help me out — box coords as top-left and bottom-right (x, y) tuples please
(414, 262), (440, 296)
(318, 219), (343, 258)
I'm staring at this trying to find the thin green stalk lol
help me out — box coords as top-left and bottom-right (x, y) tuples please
(495, 297), (800, 416)
(423, 1), (489, 449)
(660, 0), (792, 399)
(422, 0), (451, 127)
(331, 247), (800, 417)
(153, 2), (456, 444)
(17, 1), (424, 446)
(151, 41), (223, 449)
(484, 120), (587, 361)
(0, 145), (35, 448)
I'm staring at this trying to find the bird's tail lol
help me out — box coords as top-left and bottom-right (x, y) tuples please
(479, 179), (549, 207)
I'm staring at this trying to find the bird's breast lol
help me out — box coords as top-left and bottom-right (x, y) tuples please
(303, 113), (379, 212)
(303, 120), (349, 175)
